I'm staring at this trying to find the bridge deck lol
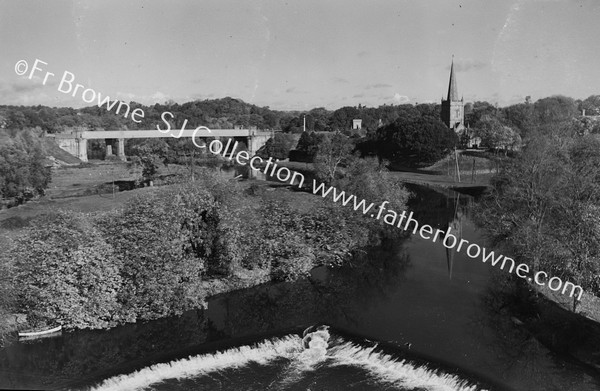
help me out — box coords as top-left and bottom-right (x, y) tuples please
(51, 129), (272, 139)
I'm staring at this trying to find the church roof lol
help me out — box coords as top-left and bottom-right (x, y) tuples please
(447, 59), (459, 102)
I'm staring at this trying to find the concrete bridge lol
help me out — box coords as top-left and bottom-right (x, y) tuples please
(47, 129), (273, 162)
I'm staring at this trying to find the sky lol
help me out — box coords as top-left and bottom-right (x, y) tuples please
(1, 0), (599, 111)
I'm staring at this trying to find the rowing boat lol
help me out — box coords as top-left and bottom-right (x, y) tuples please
(18, 325), (62, 338)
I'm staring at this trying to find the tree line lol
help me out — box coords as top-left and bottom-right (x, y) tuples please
(2, 94), (598, 135)
(476, 114), (600, 310)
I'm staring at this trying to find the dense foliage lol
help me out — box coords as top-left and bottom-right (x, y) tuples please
(4, 163), (409, 329)
(475, 116), (521, 153)
(1, 94), (598, 139)
(8, 212), (122, 328)
(0, 129), (51, 204)
(477, 129), (600, 308)
(373, 116), (458, 165)
(256, 133), (297, 160)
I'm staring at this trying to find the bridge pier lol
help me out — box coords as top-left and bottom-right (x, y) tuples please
(117, 138), (126, 161)
(76, 138), (88, 162)
(105, 139), (127, 161)
(247, 136), (254, 155)
(247, 131), (272, 156)
(105, 143), (113, 158)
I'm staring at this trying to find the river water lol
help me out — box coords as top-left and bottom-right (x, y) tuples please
(0, 179), (598, 390)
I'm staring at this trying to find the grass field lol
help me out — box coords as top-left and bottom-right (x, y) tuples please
(423, 150), (501, 175)
(0, 149), (497, 239)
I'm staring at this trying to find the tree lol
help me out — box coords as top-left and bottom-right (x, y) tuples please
(376, 116), (458, 165)
(465, 101), (497, 127)
(99, 184), (216, 320)
(0, 131), (51, 204)
(580, 95), (600, 116)
(329, 106), (360, 131)
(502, 102), (534, 136)
(533, 95), (578, 125)
(11, 211), (123, 328)
(314, 132), (355, 184)
(477, 132), (600, 310)
(256, 133), (297, 160)
(128, 144), (163, 182)
(292, 131), (324, 162)
(476, 117), (520, 154)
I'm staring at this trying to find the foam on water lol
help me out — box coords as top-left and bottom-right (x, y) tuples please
(263, 326), (332, 389)
(298, 325), (330, 368)
(88, 327), (486, 391)
(328, 339), (485, 391)
(88, 335), (303, 391)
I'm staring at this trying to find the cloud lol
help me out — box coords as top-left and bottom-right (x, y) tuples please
(366, 83), (392, 89)
(114, 90), (171, 104)
(331, 77), (349, 84)
(393, 93), (410, 104)
(0, 75), (57, 95)
(357, 51), (369, 58)
(353, 93), (365, 98)
(190, 92), (215, 100)
(449, 58), (487, 72)
(0, 77), (63, 105)
(285, 87), (308, 94)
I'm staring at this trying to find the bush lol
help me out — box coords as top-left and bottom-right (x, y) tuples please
(256, 133), (297, 160)
(12, 211), (122, 329)
(375, 117), (458, 165)
(99, 185), (215, 320)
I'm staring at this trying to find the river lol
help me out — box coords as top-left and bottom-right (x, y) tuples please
(0, 178), (598, 390)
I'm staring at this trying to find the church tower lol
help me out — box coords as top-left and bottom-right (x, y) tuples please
(441, 58), (464, 131)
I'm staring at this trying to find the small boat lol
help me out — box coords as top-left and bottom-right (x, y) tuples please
(18, 325), (62, 338)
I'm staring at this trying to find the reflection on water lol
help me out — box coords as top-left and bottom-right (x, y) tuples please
(0, 184), (599, 390)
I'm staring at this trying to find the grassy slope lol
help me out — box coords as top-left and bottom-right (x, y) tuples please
(423, 151), (500, 175)
(387, 150), (497, 190)
(41, 138), (82, 165)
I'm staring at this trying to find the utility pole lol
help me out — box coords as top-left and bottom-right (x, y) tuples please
(303, 115), (306, 132)
(188, 144), (196, 182)
(454, 148), (461, 182)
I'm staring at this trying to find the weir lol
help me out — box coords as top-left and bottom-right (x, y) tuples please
(47, 129), (273, 162)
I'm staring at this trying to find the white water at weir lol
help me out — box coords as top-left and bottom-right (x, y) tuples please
(328, 341), (485, 391)
(88, 327), (485, 391)
(88, 336), (302, 391)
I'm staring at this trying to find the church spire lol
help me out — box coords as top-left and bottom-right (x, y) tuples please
(447, 56), (459, 102)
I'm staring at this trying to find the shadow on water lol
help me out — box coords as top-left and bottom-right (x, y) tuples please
(0, 184), (599, 390)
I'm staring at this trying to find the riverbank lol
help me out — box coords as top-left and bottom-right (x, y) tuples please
(2, 180), (599, 391)
(271, 160), (492, 193)
(510, 281), (600, 372)
(0, 164), (398, 341)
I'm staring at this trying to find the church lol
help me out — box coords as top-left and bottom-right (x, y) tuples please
(441, 59), (464, 131)
(441, 58), (479, 148)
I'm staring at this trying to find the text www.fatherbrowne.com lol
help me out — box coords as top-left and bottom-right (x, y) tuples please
(311, 181), (584, 301)
(12, 60), (583, 300)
